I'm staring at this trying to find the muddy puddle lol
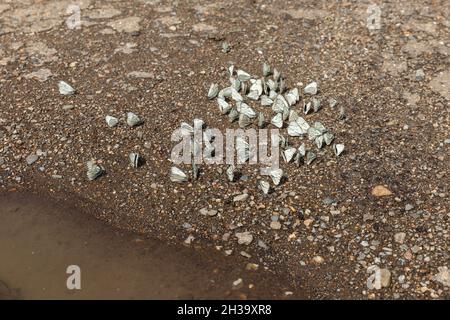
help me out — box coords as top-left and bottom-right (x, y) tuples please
(0, 192), (298, 300)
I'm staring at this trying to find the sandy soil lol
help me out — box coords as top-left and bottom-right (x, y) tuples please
(0, 0), (448, 299)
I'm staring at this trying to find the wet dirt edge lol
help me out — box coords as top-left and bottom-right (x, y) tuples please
(0, 181), (310, 299)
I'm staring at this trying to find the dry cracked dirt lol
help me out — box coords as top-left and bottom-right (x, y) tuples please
(0, 0), (449, 299)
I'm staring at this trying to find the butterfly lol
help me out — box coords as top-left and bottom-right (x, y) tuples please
(271, 113), (283, 128)
(333, 144), (345, 156)
(269, 168), (283, 186)
(259, 180), (271, 194)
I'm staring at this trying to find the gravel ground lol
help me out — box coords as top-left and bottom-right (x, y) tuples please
(0, 0), (448, 299)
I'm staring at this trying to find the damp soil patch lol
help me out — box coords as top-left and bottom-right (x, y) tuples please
(0, 191), (303, 299)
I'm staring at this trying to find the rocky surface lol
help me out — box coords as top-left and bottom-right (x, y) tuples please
(0, 0), (448, 299)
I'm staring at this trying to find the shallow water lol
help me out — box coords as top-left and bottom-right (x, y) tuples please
(0, 192), (292, 299)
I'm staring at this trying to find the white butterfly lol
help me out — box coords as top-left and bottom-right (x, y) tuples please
(303, 101), (312, 114)
(247, 90), (260, 101)
(231, 87), (244, 102)
(287, 118), (309, 137)
(269, 89), (277, 100)
(228, 65), (234, 76)
(226, 165), (236, 182)
(312, 97), (321, 112)
(230, 77), (241, 91)
(329, 98), (338, 108)
(297, 117), (310, 131)
(129, 152), (140, 168)
(288, 110), (299, 123)
(126, 112), (142, 127)
(240, 81), (248, 95)
(304, 81), (318, 95)
(263, 62), (271, 77)
(314, 121), (327, 134)
(193, 118), (204, 130)
(298, 143), (306, 157)
(86, 161), (104, 181)
(192, 163), (199, 180)
(282, 104), (290, 121)
(294, 152), (302, 167)
(190, 139), (201, 157)
(260, 95), (273, 106)
(324, 132), (335, 145)
(339, 105), (347, 120)
(236, 136), (250, 163)
(238, 102), (257, 118)
(180, 122), (194, 136)
(261, 78), (269, 95)
(250, 79), (263, 96)
(307, 127), (322, 141)
(273, 68), (281, 82)
(305, 151), (316, 165)
(315, 135), (325, 149)
(228, 108), (239, 122)
(272, 94), (289, 114)
(257, 112), (265, 128)
(239, 113), (253, 128)
(218, 87), (233, 99)
(279, 134), (288, 149)
(285, 88), (299, 106)
(267, 79), (278, 92)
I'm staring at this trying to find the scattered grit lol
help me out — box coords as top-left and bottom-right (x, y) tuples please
(0, 0), (448, 299)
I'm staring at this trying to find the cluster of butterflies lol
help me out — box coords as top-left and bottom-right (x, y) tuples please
(170, 63), (345, 195)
